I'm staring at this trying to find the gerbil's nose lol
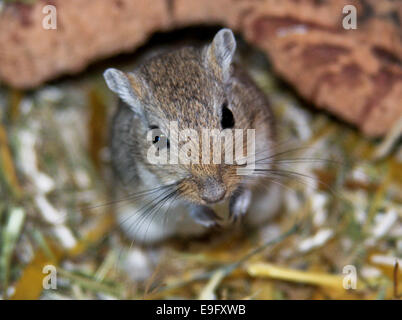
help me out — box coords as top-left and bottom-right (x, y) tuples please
(200, 177), (226, 204)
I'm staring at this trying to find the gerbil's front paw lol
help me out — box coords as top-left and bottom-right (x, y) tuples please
(190, 205), (221, 228)
(229, 187), (252, 222)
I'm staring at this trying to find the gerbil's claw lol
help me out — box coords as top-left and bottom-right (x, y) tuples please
(229, 187), (252, 223)
(190, 205), (221, 228)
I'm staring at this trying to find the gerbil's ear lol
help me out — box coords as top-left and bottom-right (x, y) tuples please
(206, 28), (236, 81)
(103, 68), (143, 114)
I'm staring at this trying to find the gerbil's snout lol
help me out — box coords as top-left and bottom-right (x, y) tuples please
(200, 177), (226, 204)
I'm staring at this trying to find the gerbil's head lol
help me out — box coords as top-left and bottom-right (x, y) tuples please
(104, 29), (271, 205)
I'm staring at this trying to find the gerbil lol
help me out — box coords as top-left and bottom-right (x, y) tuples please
(104, 29), (280, 243)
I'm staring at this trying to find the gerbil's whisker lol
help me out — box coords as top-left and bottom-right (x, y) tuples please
(81, 184), (174, 211)
(250, 174), (297, 194)
(122, 187), (175, 229)
(80, 182), (180, 244)
(142, 188), (180, 243)
(122, 181), (183, 244)
(249, 167), (343, 199)
(256, 158), (342, 166)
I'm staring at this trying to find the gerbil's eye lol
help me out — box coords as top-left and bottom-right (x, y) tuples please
(150, 126), (170, 148)
(152, 135), (160, 144)
(220, 100), (234, 129)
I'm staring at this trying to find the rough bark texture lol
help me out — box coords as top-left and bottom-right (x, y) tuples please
(0, 0), (401, 136)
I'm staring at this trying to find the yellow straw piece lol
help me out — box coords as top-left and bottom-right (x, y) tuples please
(198, 269), (226, 300)
(0, 125), (22, 198)
(247, 263), (357, 290)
